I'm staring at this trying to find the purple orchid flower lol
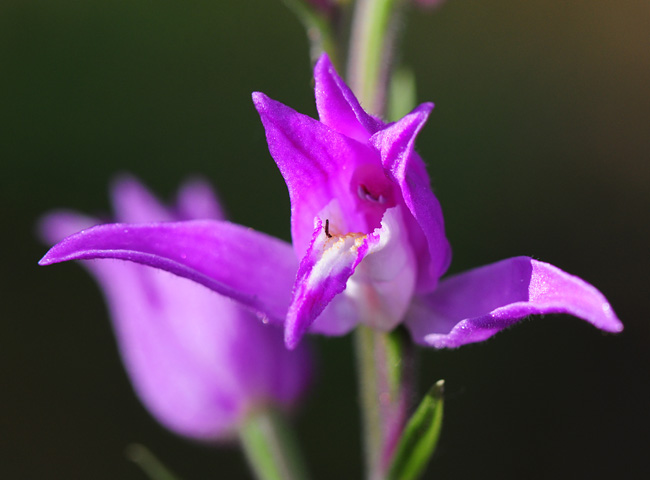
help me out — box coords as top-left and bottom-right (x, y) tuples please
(39, 54), (622, 352)
(39, 177), (311, 440)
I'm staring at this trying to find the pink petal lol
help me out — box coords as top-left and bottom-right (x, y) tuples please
(285, 217), (372, 348)
(314, 53), (384, 142)
(406, 256), (623, 348)
(39, 220), (298, 325)
(370, 103), (451, 291)
(253, 91), (382, 256)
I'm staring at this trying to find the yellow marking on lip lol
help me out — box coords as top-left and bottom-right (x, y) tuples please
(321, 230), (366, 252)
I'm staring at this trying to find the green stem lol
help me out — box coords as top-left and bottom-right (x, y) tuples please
(346, 0), (405, 115)
(126, 444), (181, 480)
(355, 325), (416, 480)
(239, 408), (311, 480)
(283, 0), (341, 68)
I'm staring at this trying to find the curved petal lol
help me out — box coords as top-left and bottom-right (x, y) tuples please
(370, 103), (451, 291)
(314, 53), (384, 142)
(285, 217), (372, 348)
(405, 256), (623, 348)
(253, 91), (382, 256)
(39, 220), (298, 325)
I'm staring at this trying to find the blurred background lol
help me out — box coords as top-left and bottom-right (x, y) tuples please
(2, 0), (648, 478)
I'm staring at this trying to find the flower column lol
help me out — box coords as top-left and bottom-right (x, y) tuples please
(347, 2), (422, 479)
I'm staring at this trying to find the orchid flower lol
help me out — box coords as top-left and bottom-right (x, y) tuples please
(39, 177), (311, 440)
(39, 54), (622, 353)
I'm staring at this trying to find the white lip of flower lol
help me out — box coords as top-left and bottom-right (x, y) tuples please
(315, 201), (417, 331)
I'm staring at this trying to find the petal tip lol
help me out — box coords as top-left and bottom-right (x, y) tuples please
(178, 175), (210, 191)
(603, 305), (624, 333)
(252, 92), (285, 121)
(284, 305), (312, 351)
(422, 333), (451, 349)
(284, 328), (303, 351)
(38, 250), (57, 266)
(315, 51), (331, 65)
(109, 173), (141, 202)
(415, 102), (435, 115)
(314, 52), (333, 74)
(251, 91), (269, 110)
(110, 172), (139, 193)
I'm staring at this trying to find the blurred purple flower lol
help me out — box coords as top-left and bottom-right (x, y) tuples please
(40, 55), (622, 351)
(39, 177), (311, 440)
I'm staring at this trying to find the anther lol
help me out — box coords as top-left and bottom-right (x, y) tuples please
(324, 219), (332, 238)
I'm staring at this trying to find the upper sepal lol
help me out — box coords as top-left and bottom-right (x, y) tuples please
(253, 90), (381, 257)
(314, 53), (384, 142)
(370, 104), (451, 291)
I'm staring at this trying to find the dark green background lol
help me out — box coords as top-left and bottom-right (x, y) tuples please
(2, 0), (648, 478)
